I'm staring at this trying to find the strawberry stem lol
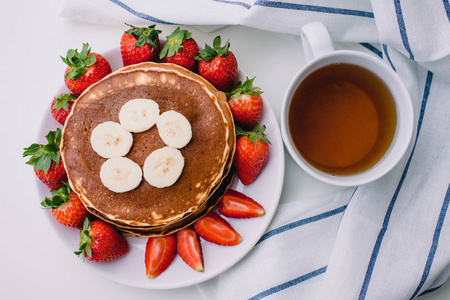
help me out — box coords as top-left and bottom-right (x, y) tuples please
(225, 76), (263, 98)
(23, 128), (62, 172)
(74, 217), (92, 261)
(61, 43), (97, 81)
(52, 93), (77, 111)
(41, 182), (71, 209)
(159, 27), (192, 59)
(236, 124), (271, 145)
(195, 36), (231, 62)
(124, 23), (161, 49)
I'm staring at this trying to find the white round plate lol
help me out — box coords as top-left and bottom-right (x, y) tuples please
(35, 47), (285, 289)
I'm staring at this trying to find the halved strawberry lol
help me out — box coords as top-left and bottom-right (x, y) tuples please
(41, 182), (89, 229)
(176, 228), (204, 272)
(194, 212), (241, 246)
(218, 189), (265, 219)
(145, 235), (176, 278)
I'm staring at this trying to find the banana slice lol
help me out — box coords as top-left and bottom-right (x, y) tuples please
(90, 121), (133, 158)
(156, 111), (192, 149)
(100, 157), (142, 193)
(119, 98), (160, 133)
(143, 146), (185, 188)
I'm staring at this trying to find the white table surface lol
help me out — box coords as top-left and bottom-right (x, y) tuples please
(1, 0), (449, 299)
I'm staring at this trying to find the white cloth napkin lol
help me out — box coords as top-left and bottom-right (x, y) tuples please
(60, 1), (450, 299)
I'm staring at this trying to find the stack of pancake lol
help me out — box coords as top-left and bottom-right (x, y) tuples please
(61, 62), (235, 237)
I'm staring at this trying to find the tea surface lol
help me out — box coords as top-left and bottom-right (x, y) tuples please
(289, 63), (397, 175)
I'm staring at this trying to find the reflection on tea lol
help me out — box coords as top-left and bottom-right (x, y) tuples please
(288, 63), (397, 175)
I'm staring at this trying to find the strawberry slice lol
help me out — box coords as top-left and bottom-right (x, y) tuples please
(194, 212), (242, 246)
(176, 228), (204, 272)
(218, 189), (265, 219)
(145, 235), (176, 279)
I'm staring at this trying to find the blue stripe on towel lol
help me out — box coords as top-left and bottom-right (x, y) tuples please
(382, 44), (397, 72)
(419, 284), (443, 297)
(443, 0), (450, 22)
(360, 43), (382, 58)
(248, 266), (327, 299)
(212, 0), (251, 9)
(256, 205), (347, 245)
(109, 0), (175, 24)
(254, 1), (374, 18)
(410, 184), (450, 299)
(358, 71), (434, 300)
(393, 0), (415, 60)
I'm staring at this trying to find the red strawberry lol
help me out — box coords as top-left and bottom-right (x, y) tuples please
(176, 228), (204, 272)
(120, 23), (161, 66)
(218, 189), (265, 219)
(23, 128), (67, 190)
(195, 36), (238, 92)
(159, 27), (199, 71)
(62, 43), (112, 95)
(145, 235), (176, 278)
(51, 93), (77, 125)
(75, 218), (128, 262)
(234, 125), (270, 185)
(227, 77), (264, 130)
(194, 212), (241, 246)
(41, 183), (89, 229)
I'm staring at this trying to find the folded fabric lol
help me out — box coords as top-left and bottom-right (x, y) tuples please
(60, 1), (450, 299)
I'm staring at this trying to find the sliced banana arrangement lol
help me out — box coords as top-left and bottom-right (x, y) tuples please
(119, 99), (160, 133)
(90, 98), (194, 192)
(90, 121), (133, 158)
(100, 157), (143, 193)
(156, 110), (192, 149)
(143, 146), (185, 189)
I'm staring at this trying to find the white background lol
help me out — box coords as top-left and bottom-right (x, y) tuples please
(1, 0), (449, 299)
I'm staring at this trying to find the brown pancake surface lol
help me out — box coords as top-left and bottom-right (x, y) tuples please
(61, 63), (231, 227)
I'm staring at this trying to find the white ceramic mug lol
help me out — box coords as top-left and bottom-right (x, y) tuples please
(280, 22), (414, 186)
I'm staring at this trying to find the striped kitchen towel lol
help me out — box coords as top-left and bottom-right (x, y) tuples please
(60, 1), (450, 299)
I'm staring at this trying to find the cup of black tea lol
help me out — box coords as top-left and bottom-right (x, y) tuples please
(280, 22), (414, 186)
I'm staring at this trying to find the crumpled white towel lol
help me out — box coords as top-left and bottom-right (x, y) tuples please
(60, 1), (450, 299)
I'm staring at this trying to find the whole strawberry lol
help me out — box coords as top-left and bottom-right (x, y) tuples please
(195, 36), (238, 92)
(51, 93), (77, 125)
(41, 182), (89, 229)
(227, 77), (263, 130)
(62, 43), (112, 95)
(233, 124), (270, 185)
(23, 128), (67, 190)
(159, 27), (199, 71)
(120, 23), (161, 66)
(75, 218), (128, 262)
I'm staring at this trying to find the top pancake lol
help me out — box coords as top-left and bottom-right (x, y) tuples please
(61, 62), (232, 227)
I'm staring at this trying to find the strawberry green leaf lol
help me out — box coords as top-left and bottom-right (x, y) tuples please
(61, 43), (96, 81)
(195, 35), (231, 61)
(124, 23), (161, 49)
(225, 76), (263, 98)
(75, 217), (92, 261)
(23, 128), (62, 172)
(84, 54), (96, 67)
(159, 27), (192, 59)
(52, 93), (77, 111)
(41, 182), (71, 209)
(236, 124), (271, 145)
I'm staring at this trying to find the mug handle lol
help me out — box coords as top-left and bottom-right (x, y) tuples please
(301, 22), (335, 63)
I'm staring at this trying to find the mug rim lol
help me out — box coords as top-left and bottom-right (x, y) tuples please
(280, 50), (414, 186)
